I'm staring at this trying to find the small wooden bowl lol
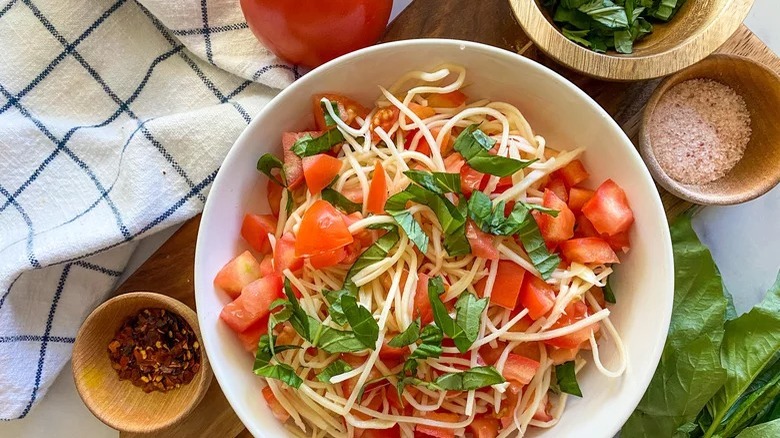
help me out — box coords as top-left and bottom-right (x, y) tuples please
(639, 54), (780, 205)
(510, 0), (754, 81)
(72, 292), (212, 433)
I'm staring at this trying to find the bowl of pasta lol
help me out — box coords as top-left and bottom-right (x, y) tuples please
(194, 39), (674, 438)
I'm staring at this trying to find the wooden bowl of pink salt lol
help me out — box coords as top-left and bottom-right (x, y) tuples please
(639, 54), (780, 205)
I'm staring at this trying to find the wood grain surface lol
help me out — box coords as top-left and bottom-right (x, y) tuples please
(115, 0), (779, 436)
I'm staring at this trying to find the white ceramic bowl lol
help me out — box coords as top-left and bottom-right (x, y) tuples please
(195, 39), (674, 438)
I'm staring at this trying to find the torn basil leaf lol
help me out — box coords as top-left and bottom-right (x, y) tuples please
(340, 294), (379, 349)
(253, 334), (303, 388)
(410, 324), (444, 360)
(254, 363), (303, 388)
(555, 361), (583, 397)
(320, 100), (341, 127)
(257, 153), (286, 187)
(453, 125), (536, 177)
(403, 169), (462, 195)
(603, 277), (617, 304)
(343, 227), (400, 293)
(321, 187), (362, 214)
(427, 276), (487, 353)
(388, 319), (421, 348)
(434, 366), (505, 391)
(316, 359), (353, 383)
(292, 129), (345, 157)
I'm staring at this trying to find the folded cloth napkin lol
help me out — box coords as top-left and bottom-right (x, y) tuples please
(0, 0), (297, 419)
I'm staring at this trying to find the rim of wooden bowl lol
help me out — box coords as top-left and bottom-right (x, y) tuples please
(72, 292), (212, 433)
(509, 0), (755, 81)
(639, 53), (780, 205)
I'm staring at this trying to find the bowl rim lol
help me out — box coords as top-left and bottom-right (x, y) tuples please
(195, 38), (674, 438)
(639, 53), (780, 205)
(509, 0), (756, 81)
(72, 291), (211, 433)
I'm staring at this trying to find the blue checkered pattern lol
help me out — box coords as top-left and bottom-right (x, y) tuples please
(0, 0), (297, 419)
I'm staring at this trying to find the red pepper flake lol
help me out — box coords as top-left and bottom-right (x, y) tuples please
(107, 308), (201, 393)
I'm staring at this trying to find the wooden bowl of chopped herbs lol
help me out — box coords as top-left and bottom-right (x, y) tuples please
(510, 0), (755, 81)
(72, 292), (212, 433)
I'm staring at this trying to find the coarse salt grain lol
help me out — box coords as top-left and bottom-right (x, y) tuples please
(649, 78), (751, 185)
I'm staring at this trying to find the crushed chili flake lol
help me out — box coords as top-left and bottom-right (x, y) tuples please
(108, 308), (201, 393)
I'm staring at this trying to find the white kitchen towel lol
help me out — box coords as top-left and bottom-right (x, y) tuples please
(0, 0), (297, 419)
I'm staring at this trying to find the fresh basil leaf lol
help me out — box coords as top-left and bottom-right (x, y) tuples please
(404, 169), (462, 195)
(434, 366), (505, 391)
(443, 208), (471, 257)
(267, 300), (293, 356)
(520, 201), (559, 218)
(340, 294), (379, 349)
(562, 27), (593, 47)
(344, 227), (400, 293)
(578, 0), (629, 29)
(323, 288), (350, 325)
(555, 361), (583, 397)
(603, 277), (617, 304)
(314, 321), (368, 354)
(316, 359), (353, 383)
(649, 0), (678, 21)
(257, 153), (286, 187)
(283, 279), (315, 341)
(388, 319), (421, 348)
(291, 129), (345, 157)
(717, 354), (780, 437)
(623, 215), (728, 437)
(321, 187), (362, 214)
(320, 100), (341, 127)
(454, 292), (488, 350)
(285, 189), (295, 216)
(411, 324), (444, 360)
(254, 363), (303, 388)
(385, 190), (430, 253)
(514, 202), (562, 280)
(737, 419), (780, 438)
(554, 6), (593, 30)
(453, 124), (535, 177)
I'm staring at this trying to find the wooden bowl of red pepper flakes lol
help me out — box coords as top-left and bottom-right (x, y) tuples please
(72, 292), (212, 433)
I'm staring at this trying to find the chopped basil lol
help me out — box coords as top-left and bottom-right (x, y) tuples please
(578, 0), (628, 29)
(257, 153), (286, 187)
(388, 319), (421, 348)
(320, 100), (341, 127)
(254, 362), (303, 388)
(291, 129), (345, 157)
(603, 277), (617, 304)
(411, 324), (444, 360)
(253, 334), (303, 388)
(434, 366), (506, 391)
(384, 189), (430, 253)
(340, 294), (379, 349)
(316, 359), (353, 383)
(515, 207), (562, 280)
(555, 361), (583, 397)
(403, 170), (462, 195)
(453, 125), (536, 177)
(344, 227), (400, 293)
(321, 187), (362, 214)
(285, 188), (295, 216)
(267, 299), (293, 356)
(427, 276), (487, 353)
(323, 289), (350, 325)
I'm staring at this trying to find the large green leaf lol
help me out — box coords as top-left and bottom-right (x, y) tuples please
(736, 418), (780, 438)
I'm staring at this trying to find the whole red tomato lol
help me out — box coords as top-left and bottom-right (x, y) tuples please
(240, 0), (393, 69)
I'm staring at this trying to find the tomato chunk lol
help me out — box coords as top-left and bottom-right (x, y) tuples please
(575, 214), (599, 238)
(295, 200), (354, 257)
(533, 393), (553, 422)
(259, 254), (274, 277)
(468, 415), (500, 438)
(533, 189), (575, 249)
(518, 275), (556, 320)
(460, 165), (484, 196)
(358, 425), (401, 438)
(220, 274), (283, 332)
(544, 301), (599, 349)
(427, 90), (467, 108)
(557, 159), (590, 187)
(568, 187), (594, 213)
(605, 230), (631, 253)
(236, 317), (268, 352)
(303, 154), (341, 195)
(371, 106), (399, 138)
(282, 132), (321, 189)
(545, 177), (568, 203)
(581, 179), (634, 236)
(366, 160), (388, 214)
(274, 232), (303, 274)
(560, 237), (619, 264)
(312, 93), (369, 130)
(309, 246), (347, 269)
(415, 412), (460, 438)
(415, 273), (434, 325)
(466, 220), (499, 260)
(214, 250), (263, 299)
(241, 213), (276, 254)
(476, 260), (526, 310)
(408, 102), (436, 119)
(267, 179), (283, 218)
(379, 337), (408, 360)
(503, 354), (540, 385)
(262, 386), (290, 423)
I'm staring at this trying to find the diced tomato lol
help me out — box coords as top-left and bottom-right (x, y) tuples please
(468, 415), (500, 438)
(367, 160), (388, 214)
(340, 186), (364, 204)
(358, 425), (401, 438)
(475, 260), (526, 310)
(605, 230), (630, 253)
(432, 126), (454, 155)
(371, 106), (400, 138)
(415, 412), (460, 438)
(460, 164), (484, 196)
(466, 220), (499, 260)
(478, 342), (507, 365)
(236, 317), (268, 352)
(443, 152), (465, 173)
(427, 90), (467, 108)
(533, 393), (553, 422)
(220, 274), (283, 332)
(560, 237), (619, 264)
(575, 214), (599, 238)
(512, 341), (542, 362)
(545, 177), (568, 203)
(581, 179), (634, 236)
(518, 275), (556, 320)
(309, 246), (347, 269)
(274, 232), (303, 274)
(302, 154), (341, 195)
(533, 189), (575, 249)
(507, 315), (535, 332)
(312, 93), (369, 130)
(267, 179), (283, 218)
(502, 354), (540, 385)
(544, 300), (599, 349)
(408, 102), (436, 119)
(241, 213), (276, 254)
(548, 345), (580, 365)
(557, 160), (589, 187)
(259, 255), (274, 277)
(262, 386), (290, 423)
(379, 337), (408, 360)
(568, 187), (594, 213)
(214, 250), (263, 299)
(295, 200), (354, 257)
(415, 273), (434, 325)
(282, 132), (321, 189)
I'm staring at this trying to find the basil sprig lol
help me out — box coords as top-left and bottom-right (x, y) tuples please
(257, 153), (286, 187)
(453, 124), (536, 177)
(321, 187), (362, 214)
(555, 361), (583, 397)
(292, 129), (345, 157)
(427, 276), (487, 353)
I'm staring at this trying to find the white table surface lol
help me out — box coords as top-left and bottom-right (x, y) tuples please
(3, 1), (778, 436)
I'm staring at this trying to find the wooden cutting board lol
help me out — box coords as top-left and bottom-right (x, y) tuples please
(116, 1), (779, 436)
